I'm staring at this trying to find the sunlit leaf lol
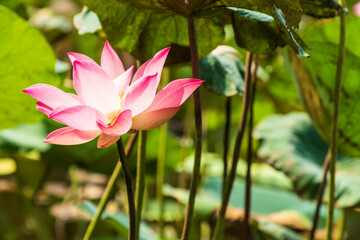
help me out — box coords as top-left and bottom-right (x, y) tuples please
(0, 6), (60, 130)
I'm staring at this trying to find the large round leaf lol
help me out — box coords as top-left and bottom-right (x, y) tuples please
(0, 6), (59, 130)
(255, 112), (360, 208)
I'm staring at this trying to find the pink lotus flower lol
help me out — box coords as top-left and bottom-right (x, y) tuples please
(23, 42), (203, 148)
(354, 2), (360, 17)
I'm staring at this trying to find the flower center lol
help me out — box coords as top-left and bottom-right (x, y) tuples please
(105, 109), (121, 126)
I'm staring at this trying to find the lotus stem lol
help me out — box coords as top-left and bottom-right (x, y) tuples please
(309, 149), (331, 240)
(157, 67), (170, 237)
(243, 55), (258, 240)
(212, 52), (253, 240)
(326, 2), (346, 239)
(181, 15), (203, 240)
(117, 138), (136, 240)
(83, 133), (138, 240)
(135, 131), (147, 240)
(222, 97), (231, 196)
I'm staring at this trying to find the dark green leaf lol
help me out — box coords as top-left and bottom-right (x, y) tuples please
(299, 0), (339, 18)
(255, 112), (360, 208)
(0, 6), (60, 130)
(199, 46), (245, 96)
(232, 16), (286, 54)
(80, 0), (225, 62)
(223, 0), (303, 28)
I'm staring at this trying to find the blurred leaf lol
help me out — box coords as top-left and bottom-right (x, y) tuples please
(0, 158), (16, 175)
(0, 122), (50, 152)
(163, 184), (219, 218)
(73, 7), (102, 35)
(165, 177), (333, 226)
(80, 201), (159, 240)
(165, 177), (327, 237)
(255, 112), (360, 208)
(80, 0), (225, 62)
(303, 17), (360, 58)
(251, 220), (305, 240)
(290, 41), (360, 157)
(199, 46), (244, 96)
(143, 200), (183, 222)
(30, 8), (72, 33)
(0, 0), (28, 18)
(54, 60), (70, 74)
(182, 152), (293, 190)
(0, 6), (60, 130)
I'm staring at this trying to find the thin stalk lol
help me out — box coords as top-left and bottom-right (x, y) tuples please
(309, 149), (331, 240)
(326, 3), (346, 240)
(243, 55), (258, 240)
(117, 138), (136, 240)
(179, 101), (193, 189)
(222, 97), (231, 196)
(212, 52), (253, 240)
(181, 15), (203, 240)
(135, 131), (147, 240)
(83, 134), (137, 240)
(157, 122), (167, 236)
(338, 208), (347, 240)
(157, 67), (170, 237)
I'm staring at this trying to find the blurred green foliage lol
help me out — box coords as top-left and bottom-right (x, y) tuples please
(1, 0), (360, 239)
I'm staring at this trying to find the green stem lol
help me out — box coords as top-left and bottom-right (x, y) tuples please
(83, 134), (137, 240)
(326, 3), (346, 240)
(181, 15), (203, 240)
(157, 122), (167, 237)
(222, 97), (231, 197)
(135, 131), (147, 240)
(212, 52), (253, 240)
(157, 67), (170, 237)
(309, 149), (331, 240)
(117, 138), (136, 240)
(243, 55), (258, 240)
